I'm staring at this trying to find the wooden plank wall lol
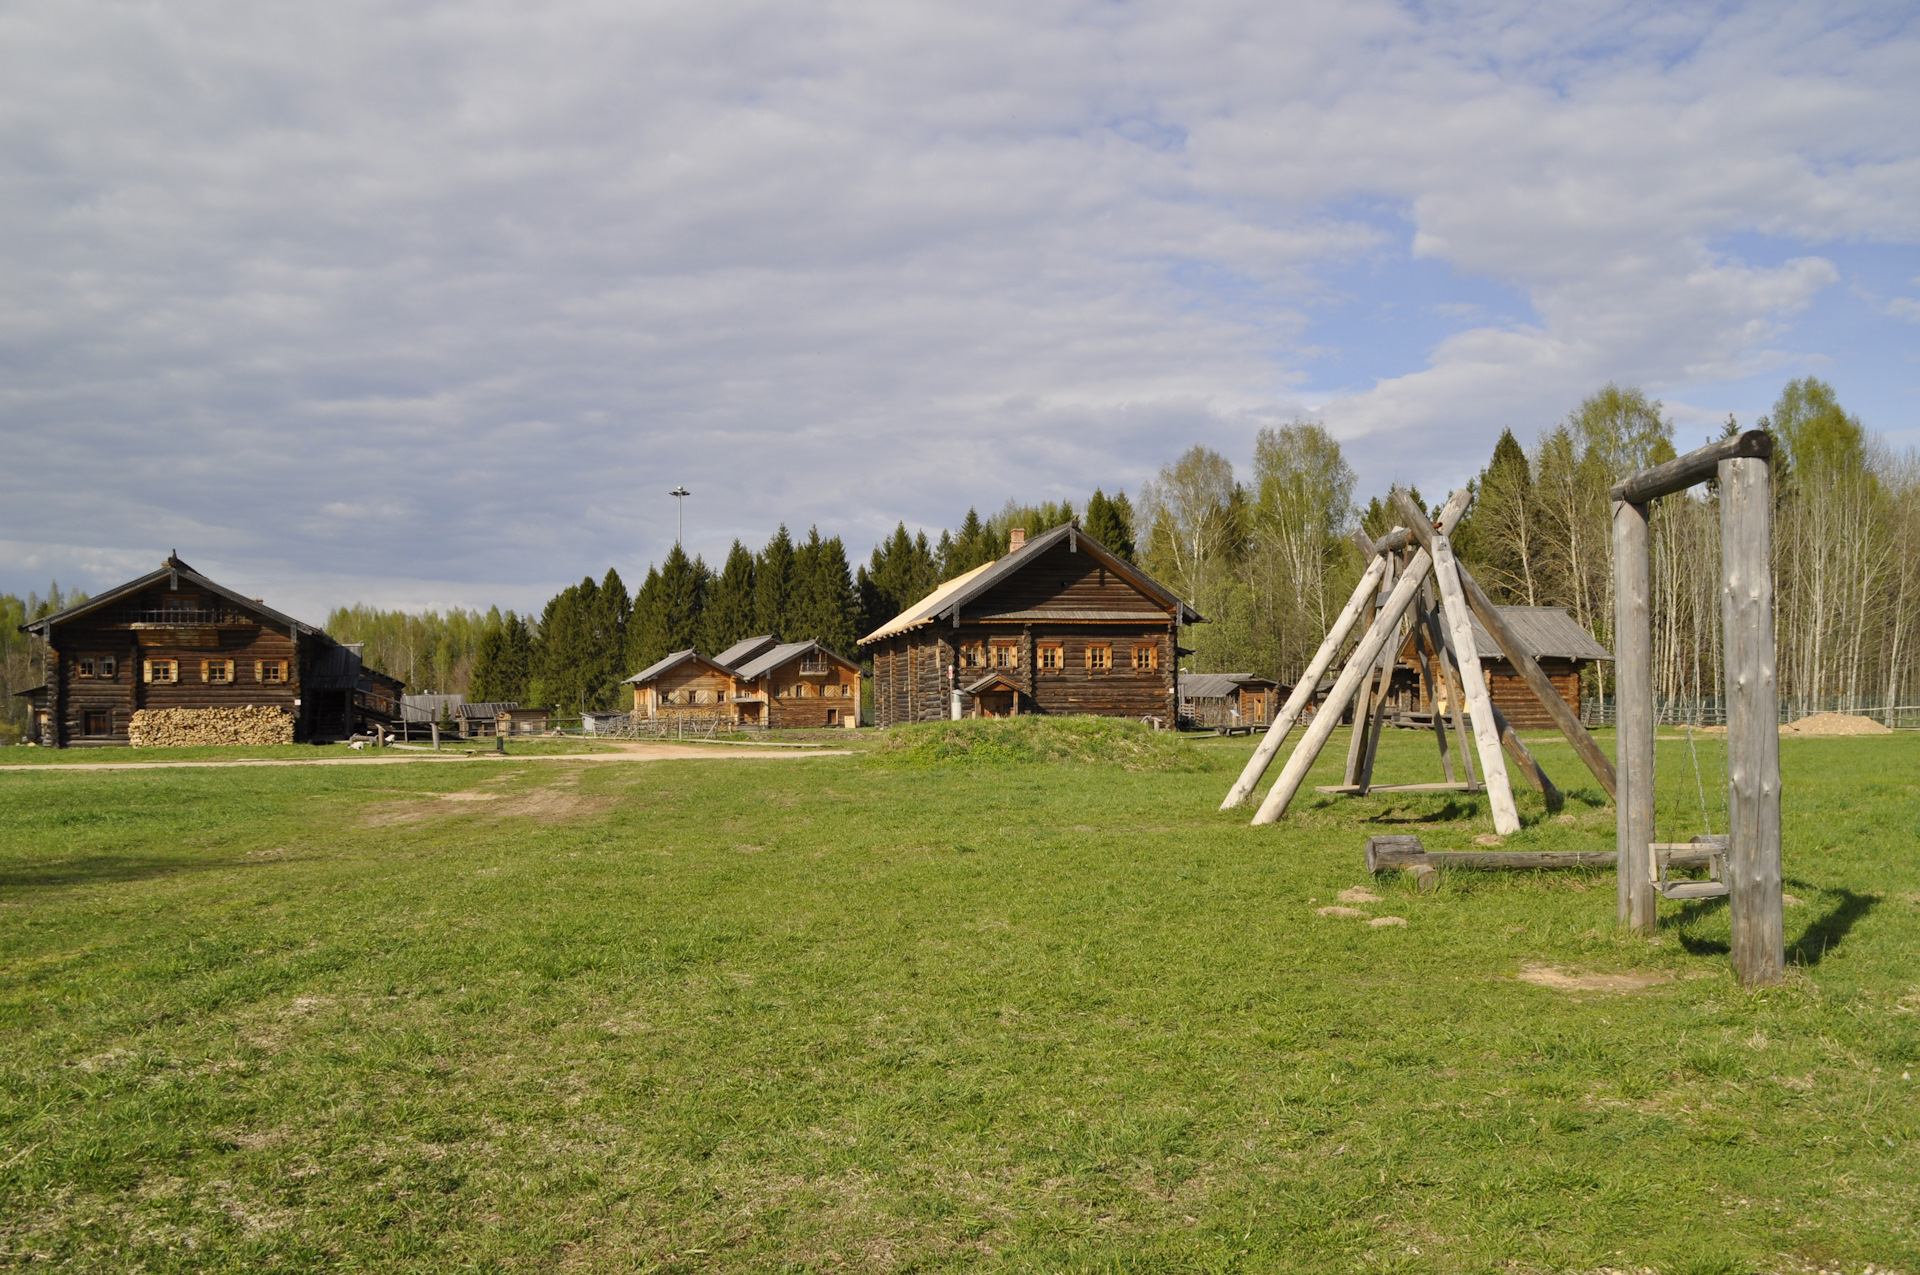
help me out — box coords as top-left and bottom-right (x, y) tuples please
(48, 596), (301, 746)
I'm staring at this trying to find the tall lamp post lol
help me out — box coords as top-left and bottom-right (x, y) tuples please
(669, 485), (691, 547)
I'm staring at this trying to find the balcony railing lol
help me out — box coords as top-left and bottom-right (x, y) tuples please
(125, 605), (254, 626)
(730, 693), (765, 702)
(798, 658), (831, 675)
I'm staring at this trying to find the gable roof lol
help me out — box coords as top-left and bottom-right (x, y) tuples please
(961, 671), (1024, 696)
(731, 639), (860, 682)
(624, 649), (733, 685)
(858, 523), (1202, 645)
(1180, 672), (1279, 699)
(21, 554), (315, 640)
(713, 635), (780, 669)
(459, 701), (519, 718)
(1467, 607), (1612, 663)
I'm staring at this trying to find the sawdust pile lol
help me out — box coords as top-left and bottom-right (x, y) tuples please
(1780, 712), (1892, 737)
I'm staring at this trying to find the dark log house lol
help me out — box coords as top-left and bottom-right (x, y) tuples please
(16, 554), (402, 747)
(860, 523), (1203, 726)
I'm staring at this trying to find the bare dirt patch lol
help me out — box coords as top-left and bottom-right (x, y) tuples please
(1316, 906), (1367, 919)
(1369, 916), (1407, 928)
(1337, 887), (1382, 903)
(360, 784), (607, 828)
(1518, 964), (1672, 993)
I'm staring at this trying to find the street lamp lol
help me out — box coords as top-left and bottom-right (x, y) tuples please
(669, 485), (691, 547)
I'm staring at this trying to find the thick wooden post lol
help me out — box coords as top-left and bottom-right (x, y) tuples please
(1221, 553), (1390, 809)
(1410, 618), (1455, 783)
(1721, 456), (1784, 985)
(1344, 552), (1392, 785)
(1428, 548), (1519, 834)
(1613, 498), (1656, 934)
(1419, 585), (1478, 790)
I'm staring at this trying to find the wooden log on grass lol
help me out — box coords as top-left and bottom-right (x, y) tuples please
(1250, 492), (1471, 826)
(1388, 489), (1519, 835)
(1363, 834), (1716, 874)
(1720, 453), (1785, 987)
(1220, 551), (1393, 810)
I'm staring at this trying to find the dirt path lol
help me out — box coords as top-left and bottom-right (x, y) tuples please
(0, 743), (850, 774)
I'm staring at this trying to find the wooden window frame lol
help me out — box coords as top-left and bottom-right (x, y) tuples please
(98, 655), (116, 679)
(959, 643), (986, 670)
(1132, 644), (1158, 671)
(1037, 644), (1063, 671)
(991, 643), (1020, 669)
(1086, 643), (1112, 671)
(256, 659), (285, 684)
(77, 656), (96, 678)
(81, 709), (111, 737)
(145, 659), (178, 684)
(204, 658), (235, 684)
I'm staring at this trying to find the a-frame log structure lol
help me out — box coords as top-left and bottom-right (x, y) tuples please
(1225, 484), (1619, 838)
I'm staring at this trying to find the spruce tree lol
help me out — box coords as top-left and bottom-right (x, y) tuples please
(1084, 489), (1135, 560)
(755, 525), (795, 640)
(702, 541), (758, 653)
(468, 623), (510, 703)
(627, 545), (709, 674)
(788, 527), (859, 655)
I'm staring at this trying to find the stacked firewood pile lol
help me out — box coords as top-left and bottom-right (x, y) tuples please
(128, 707), (295, 747)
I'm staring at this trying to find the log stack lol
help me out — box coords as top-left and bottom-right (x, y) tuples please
(128, 706), (295, 748)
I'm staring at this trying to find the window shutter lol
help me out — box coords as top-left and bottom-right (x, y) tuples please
(143, 660), (153, 683)
(254, 661), (262, 682)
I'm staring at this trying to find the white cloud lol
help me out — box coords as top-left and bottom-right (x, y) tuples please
(1, 1), (1916, 609)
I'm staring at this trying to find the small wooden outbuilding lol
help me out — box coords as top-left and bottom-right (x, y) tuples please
(1178, 673), (1281, 730)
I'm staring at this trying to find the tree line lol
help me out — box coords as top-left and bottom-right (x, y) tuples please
(0, 585), (88, 744)
(321, 375), (1916, 723)
(1130, 377), (1920, 719)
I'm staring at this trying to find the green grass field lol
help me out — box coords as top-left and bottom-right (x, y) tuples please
(1, 721), (1914, 1272)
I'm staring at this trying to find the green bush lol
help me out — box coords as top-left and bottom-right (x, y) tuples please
(866, 714), (1214, 771)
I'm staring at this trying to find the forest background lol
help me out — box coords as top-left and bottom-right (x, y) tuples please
(4, 377), (1916, 738)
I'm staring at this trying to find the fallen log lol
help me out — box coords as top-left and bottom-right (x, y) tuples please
(1363, 834), (1717, 874)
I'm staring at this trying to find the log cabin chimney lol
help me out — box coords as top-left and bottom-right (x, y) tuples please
(1009, 527), (1026, 552)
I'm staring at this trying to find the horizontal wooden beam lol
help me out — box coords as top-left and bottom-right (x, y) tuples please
(1608, 429), (1773, 504)
(1363, 834), (1717, 873)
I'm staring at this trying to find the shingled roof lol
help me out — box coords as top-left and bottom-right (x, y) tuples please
(858, 522), (1201, 644)
(1467, 607), (1612, 662)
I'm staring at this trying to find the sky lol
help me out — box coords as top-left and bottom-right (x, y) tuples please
(4, 0), (1919, 619)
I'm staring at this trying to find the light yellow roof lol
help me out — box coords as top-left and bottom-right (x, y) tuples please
(858, 559), (998, 644)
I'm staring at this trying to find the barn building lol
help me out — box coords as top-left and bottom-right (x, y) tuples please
(860, 523), (1203, 726)
(15, 554), (401, 748)
(1366, 605), (1610, 730)
(1178, 673), (1281, 730)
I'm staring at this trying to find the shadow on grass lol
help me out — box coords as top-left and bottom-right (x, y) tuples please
(1365, 799), (1482, 825)
(0, 853), (247, 891)
(1787, 886), (1878, 968)
(1667, 883), (1879, 967)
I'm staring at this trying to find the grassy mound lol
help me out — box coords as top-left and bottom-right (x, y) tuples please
(866, 714), (1214, 770)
